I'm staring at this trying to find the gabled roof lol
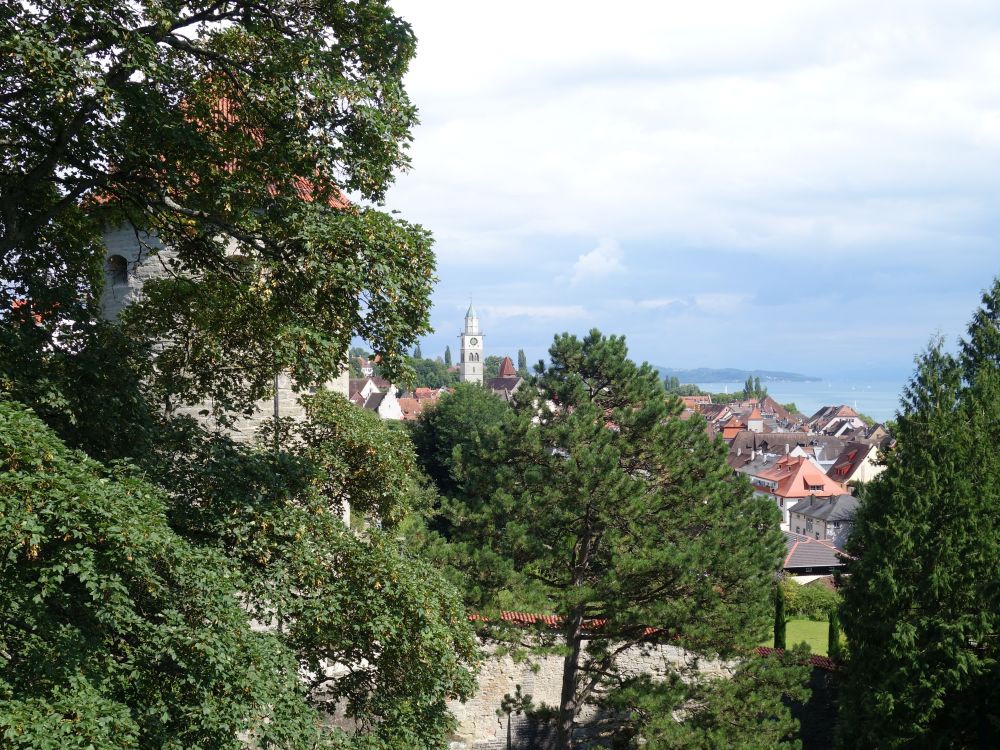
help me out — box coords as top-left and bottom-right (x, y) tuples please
(488, 375), (523, 401)
(362, 392), (386, 411)
(727, 431), (846, 470)
(828, 441), (877, 481)
(787, 494), (859, 523)
(783, 531), (845, 570)
(753, 455), (848, 498)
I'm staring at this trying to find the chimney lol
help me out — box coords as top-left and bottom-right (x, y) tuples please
(785, 443), (790, 455)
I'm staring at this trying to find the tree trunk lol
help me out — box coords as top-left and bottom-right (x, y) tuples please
(555, 605), (585, 750)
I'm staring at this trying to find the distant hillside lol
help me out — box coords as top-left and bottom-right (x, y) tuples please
(655, 367), (821, 383)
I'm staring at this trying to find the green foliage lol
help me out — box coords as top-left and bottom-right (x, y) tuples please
(154, 392), (479, 748)
(444, 345), (452, 367)
(743, 376), (768, 400)
(440, 330), (787, 748)
(483, 355), (503, 381)
(608, 646), (812, 750)
(0, 401), (318, 749)
(774, 583), (787, 649)
(781, 402), (799, 415)
(410, 382), (512, 502)
(663, 375), (705, 396)
(837, 278), (1000, 749)
(414, 343), (423, 359)
(517, 349), (528, 377)
(2, 0), (434, 417)
(780, 579), (841, 621)
(828, 610), (843, 663)
(407, 356), (458, 390)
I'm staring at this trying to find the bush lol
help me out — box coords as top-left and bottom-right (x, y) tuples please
(781, 579), (840, 620)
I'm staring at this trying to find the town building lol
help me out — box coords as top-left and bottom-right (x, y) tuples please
(487, 356), (524, 401)
(787, 494), (859, 547)
(458, 303), (484, 385)
(740, 454), (849, 525)
(782, 531), (845, 576)
(827, 441), (884, 484)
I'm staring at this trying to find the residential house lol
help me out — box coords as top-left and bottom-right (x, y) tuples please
(727, 431), (847, 472)
(783, 531), (845, 576)
(806, 404), (866, 435)
(827, 441), (884, 485)
(788, 494), (859, 547)
(741, 454), (849, 525)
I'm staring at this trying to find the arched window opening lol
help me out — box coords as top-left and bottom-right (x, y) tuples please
(107, 255), (128, 286)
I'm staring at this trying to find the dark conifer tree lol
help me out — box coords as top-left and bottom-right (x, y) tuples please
(444, 345), (452, 366)
(774, 583), (787, 650)
(447, 330), (786, 750)
(837, 278), (1000, 749)
(517, 348), (528, 376)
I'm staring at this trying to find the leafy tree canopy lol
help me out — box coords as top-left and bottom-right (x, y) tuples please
(0, 400), (319, 749)
(2, 0), (434, 421)
(837, 277), (1000, 749)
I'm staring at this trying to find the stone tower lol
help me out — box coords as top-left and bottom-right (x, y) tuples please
(459, 303), (483, 385)
(98, 224), (350, 443)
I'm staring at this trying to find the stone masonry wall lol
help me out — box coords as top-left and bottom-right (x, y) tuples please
(447, 639), (731, 750)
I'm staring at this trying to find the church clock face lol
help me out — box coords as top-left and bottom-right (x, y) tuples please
(469, 337), (478, 345)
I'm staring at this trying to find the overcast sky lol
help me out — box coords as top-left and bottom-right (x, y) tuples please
(384, 0), (1000, 379)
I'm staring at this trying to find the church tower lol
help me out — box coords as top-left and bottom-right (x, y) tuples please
(459, 303), (484, 385)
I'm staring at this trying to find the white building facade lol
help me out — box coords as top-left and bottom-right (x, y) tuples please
(458, 304), (484, 385)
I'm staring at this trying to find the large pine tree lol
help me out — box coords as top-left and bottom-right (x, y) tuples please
(447, 330), (785, 750)
(837, 278), (1000, 748)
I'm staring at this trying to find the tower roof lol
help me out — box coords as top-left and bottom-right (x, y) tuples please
(465, 303), (477, 319)
(498, 356), (517, 378)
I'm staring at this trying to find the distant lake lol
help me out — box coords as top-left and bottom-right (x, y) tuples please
(692, 378), (907, 423)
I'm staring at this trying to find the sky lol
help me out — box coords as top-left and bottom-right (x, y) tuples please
(383, 0), (1000, 380)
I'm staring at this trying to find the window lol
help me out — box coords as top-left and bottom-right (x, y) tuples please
(107, 255), (128, 285)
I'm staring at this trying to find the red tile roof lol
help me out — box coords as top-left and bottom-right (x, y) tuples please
(754, 646), (837, 671)
(755, 455), (847, 499)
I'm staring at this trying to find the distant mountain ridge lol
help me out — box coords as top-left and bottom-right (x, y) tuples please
(655, 367), (821, 383)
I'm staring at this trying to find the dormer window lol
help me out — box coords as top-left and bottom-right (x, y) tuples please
(107, 255), (128, 286)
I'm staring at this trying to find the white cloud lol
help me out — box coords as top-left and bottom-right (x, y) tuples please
(569, 239), (624, 286)
(481, 304), (588, 320)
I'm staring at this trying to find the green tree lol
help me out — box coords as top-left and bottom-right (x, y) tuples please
(608, 646), (812, 750)
(155, 392), (479, 748)
(2, 0), (433, 423)
(0, 401), (318, 749)
(410, 382), (512, 500)
(408, 356), (458, 390)
(837, 278), (1000, 749)
(444, 345), (452, 367)
(517, 349), (528, 377)
(828, 608), (843, 663)
(446, 331), (786, 750)
(484, 354), (503, 381)
(774, 583), (787, 650)
(414, 343), (423, 359)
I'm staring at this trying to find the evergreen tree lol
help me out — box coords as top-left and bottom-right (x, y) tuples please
(445, 345), (452, 367)
(414, 343), (423, 359)
(446, 330), (786, 750)
(774, 583), (787, 650)
(837, 278), (1000, 749)
(517, 348), (528, 376)
(827, 608), (842, 663)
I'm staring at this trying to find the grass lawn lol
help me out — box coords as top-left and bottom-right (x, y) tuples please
(760, 617), (829, 656)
